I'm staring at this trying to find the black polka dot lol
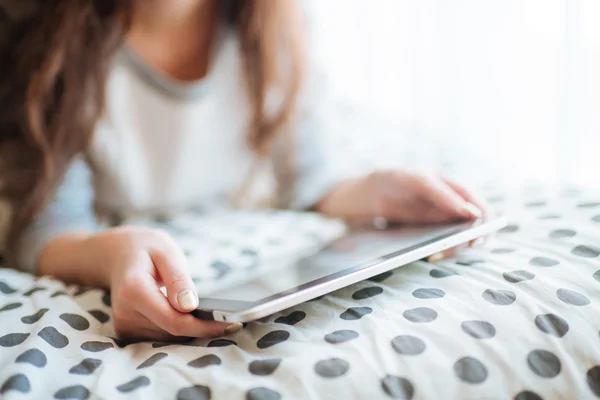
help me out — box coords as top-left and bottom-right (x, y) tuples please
(403, 307), (437, 323)
(587, 366), (600, 397)
(1, 374), (30, 394)
(514, 390), (543, 400)
(60, 313), (90, 331)
(51, 290), (67, 298)
(454, 357), (488, 384)
(15, 348), (47, 367)
(499, 224), (519, 233)
(249, 359), (281, 376)
(137, 353), (168, 369)
(152, 213), (171, 224)
(0, 281), (16, 294)
(0, 333), (30, 347)
(455, 259), (485, 266)
(412, 288), (445, 299)
(430, 269), (457, 278)
(535, 314), (569, 338)
(530, 257), (559, 267)
(503, 270), (535, 283)
(177, 385), (211, 400)
(527, 350), (561, 378)
(549, 229), (576, 239)
(21, 308), (49, 324)
(188, 354), (221, 368)
(556, 288), (590, 306)
(592, 215), (600, 223)
(381, 375), (414, 400)
(54, 385), (90, 400)
(81, 341), (114, 352)
(482, 289), (516, 305)
(487, 195), (504, 203)
(38, 326), (68, 348)
(211, 260), (231, 279)
(241, 248), (259, 257)
(22, 286), (46, 296)
(88, 310), (110, 323)
(101, 292), (111, 307)
(69, 359), (102, 375)
(314, 358), (349, 378)
(111, 337), (133, 348)
(325, 330), (359, 344)
(538, 214), (561, 220)
(246, 387), (281, 400)
(257, 330), (290, 349)
(116, 376), (150, 393)
(340, 307), (372, 320)
(572, 245), (600, 258)
(73, 287), (92, 296)
(207, 339), (236, 347)
(274, 311), (306, 325)
(0, 302), (22, 312)
(369, 271), (393, 283)
(391, 335), (426, 355)
(491, 248), (515, 254)
(526, 201), (546, 208)
(461, 321), (496, 339)
(352, 286), (383, 300)
(578, 202), (600, 208)
(594, 270), (600, 282)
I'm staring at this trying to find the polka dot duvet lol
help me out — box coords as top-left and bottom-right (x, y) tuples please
(1, 186), (599, 400)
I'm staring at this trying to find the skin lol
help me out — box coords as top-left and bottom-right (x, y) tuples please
(38, 0), (490, 342)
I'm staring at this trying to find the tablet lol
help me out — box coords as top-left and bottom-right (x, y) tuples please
(192, 216), (506, 323)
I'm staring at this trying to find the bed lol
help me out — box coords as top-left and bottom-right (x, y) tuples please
(1, 183), (600, 400)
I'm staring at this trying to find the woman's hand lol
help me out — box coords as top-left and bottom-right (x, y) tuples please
(318, 169), (491, 259)
(40, 227), (241, 342)
(92, 227), (242, 342)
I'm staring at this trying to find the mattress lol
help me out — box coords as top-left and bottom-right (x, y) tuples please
(0, 185), (599, 399)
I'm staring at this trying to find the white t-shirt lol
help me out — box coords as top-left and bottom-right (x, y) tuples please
(13, 25), (359, 273)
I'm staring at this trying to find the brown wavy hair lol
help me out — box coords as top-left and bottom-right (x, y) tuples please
(0, 0), (305, 246)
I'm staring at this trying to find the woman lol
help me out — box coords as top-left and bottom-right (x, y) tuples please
(0, 0), (486, 341)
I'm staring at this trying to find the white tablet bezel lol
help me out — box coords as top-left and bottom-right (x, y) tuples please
(193, 217), (507, 323)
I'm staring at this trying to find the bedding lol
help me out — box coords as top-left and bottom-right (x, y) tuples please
(0, 184), (600, 400)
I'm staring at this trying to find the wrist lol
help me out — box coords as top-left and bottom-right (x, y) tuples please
(317, 176), (376, 219)
(39, 232), (114, 288)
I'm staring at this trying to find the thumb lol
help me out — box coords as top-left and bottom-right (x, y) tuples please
(150, 247), (198, 313)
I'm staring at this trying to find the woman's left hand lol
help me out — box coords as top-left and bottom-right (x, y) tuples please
(318, 169), (491, 261)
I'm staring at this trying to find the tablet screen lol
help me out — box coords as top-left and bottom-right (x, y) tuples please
(212, 222), (470, 303)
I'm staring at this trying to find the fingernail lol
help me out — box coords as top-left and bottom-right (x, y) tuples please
(223, 323), (243, 335)
(472, 237), (485, 247)
(427, 252), (444, 263)
(177, 289), (198, 311)
(463, 202), (482, 219)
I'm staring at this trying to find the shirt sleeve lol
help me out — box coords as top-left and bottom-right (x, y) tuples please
(273, 65), (366, 211)
(9, 157), (99, 274)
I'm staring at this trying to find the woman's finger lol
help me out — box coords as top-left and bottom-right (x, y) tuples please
(427, 243), (469, 263)
(135, 275), (237, 338)
(149, 241), (199, 313)
(418, 175), (478, 220)
(441, 177), (491, 217)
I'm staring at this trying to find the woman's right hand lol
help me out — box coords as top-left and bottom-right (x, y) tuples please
(91, 227), (242, 342)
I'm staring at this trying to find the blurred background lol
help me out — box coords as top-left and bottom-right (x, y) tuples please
(305, 0), (600, 187)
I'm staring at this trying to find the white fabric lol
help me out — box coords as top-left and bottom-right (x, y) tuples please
(1, 185), (600, 399)
(91, 29), (259, 216)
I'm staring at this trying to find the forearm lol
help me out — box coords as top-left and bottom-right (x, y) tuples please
(38, 233), (112, 289)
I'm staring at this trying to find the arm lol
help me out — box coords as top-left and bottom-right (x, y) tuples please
(10, 157), (106, 285)
(10, 157), (235, 339)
